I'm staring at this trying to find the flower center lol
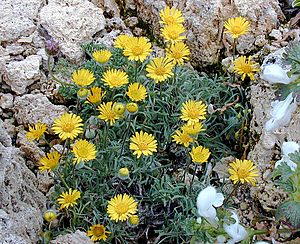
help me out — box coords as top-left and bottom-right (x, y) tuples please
(64, 195), (75, 203)
(132, 46), (143, 56)
(76, 148), (88, 158)
(241, 64), (252, 73)
(231, 26), (242, 34)
(172, 51), (182, 59)
(237, 168), (249, 179)
(138, 142), (148, 151)
(165, 16), (176, 25)
(169, 30), (179, 40)
(62, 123), (75, 133)
(155, 67), (166, 75)
(93, 226), (104, 237)
(188, 110), (198, 119)
(116, 202), (129, 214)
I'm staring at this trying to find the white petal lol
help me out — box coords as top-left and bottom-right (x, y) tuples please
(261, 64), (297, 84)
(196, 186), (216, 212)
(255, 242), (270, 244)
(216, 235), (226, 243)
(282, 141), (300, 157)
(212, 193), (225, 207)
(196, 217), (202, 224)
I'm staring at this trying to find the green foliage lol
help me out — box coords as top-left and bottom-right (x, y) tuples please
(292, 0), (300, 7)
(276, 201), (300, 228)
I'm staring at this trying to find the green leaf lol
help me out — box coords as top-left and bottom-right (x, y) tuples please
(292, 0), (300, 7)
(289, 150), (300, 168)
(276, 201), (300, 228)
(272, 161), (294, 181)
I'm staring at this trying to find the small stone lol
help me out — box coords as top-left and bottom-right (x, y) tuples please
(255, 35), (268, 47)
(0, 93), (14, 109)
(50, 230), (93, 244)
(125, 16), (139, 28)
(5, 44), (25, 55)
(133, 27), (143, 36)
(269, 29), (282, 40)
(240, 202), (248, 210)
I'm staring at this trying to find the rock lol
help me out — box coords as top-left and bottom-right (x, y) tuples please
(4, 55), (41, 95)
(269, 29), (282, 40)
(91, 0), (120, 17)
(14, 93), (67, 126)
(0, 119), (12, 147)
(39, 0), (106, 62)
(5, 44), (25, 55)
(0, 144), (46, 243)
(125, 16), (139, 28)
(2, 118), (17, 142)
(0, 93), (14, 109)
(133, 0), (283, 66)
(50, 230), (93, 244)
(37, 171), (54, 193)
(0, 0), (44, 42)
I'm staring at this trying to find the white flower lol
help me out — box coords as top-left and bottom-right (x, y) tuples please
(275, 141), (299, 171)
(216, 235), (226, 243)
(255, 242), (270, 244)
(261, 63), (298, 84)
(196, 186), (224, 227)
(224, 212), (248, 244)
(265, 93), (297, 132)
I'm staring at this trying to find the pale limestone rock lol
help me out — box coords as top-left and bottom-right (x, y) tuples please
(39, 0), (106, 62)
(0, 93), (14, 109)
(133, 0), (283, 66)
(4, 55), (41, 95)
(5, 44), (25, 55)
(0, 0), (44, 42)
(14, 93), (67, 126)
(51, 230), (93, 244)
(91, 0), (120, 17)
(0, 143), (46, 243)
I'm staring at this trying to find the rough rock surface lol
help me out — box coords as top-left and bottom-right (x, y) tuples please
(4, 55), (42, 94)
(50, 230), (93, 244)
(0, 93), (14, 109)
(39, 0), (106, 62)
(0, 119), (46, 243)
(0, 0), (44, 42)
(132, 0), (283, 66)
(14, 93), (67, 126)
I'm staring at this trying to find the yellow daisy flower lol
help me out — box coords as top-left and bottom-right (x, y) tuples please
(114, 34), (133, 49)
(126, 82), (148, 102)
(126, 102), (138, 114)
(159, 6), (184, 25)
(98, 102), (120, 125)
(146, 57), (174, 83)
(87, 224), (111, 242)
(92, 50), (112, 63)
(57, 188), (81, 210)
(123, 36), (152, 62)
(224, 16), (250, 39)
(113, 103), (125, 115)
(102, 69), (129, 88)
(86, 87), (106, 104)
(130, 131), (157, 158)
(181, 122), (205, 136)
(38, 151), (61, 172)
(72, 139), (97, 164)
(190, 146), (211, 164)
(72, 69), (95, 87)
(52, 113), (84, 140)
(161, 23), (186, 43)
(172, 130), (194, 147)
(107, 193), (138, 222)
(26, 122), (47, 141)
(228, 159), (259, 186)
(233, 56), (260, 81)
(166, 42), (190, 65)
(180, 100), (207, 125)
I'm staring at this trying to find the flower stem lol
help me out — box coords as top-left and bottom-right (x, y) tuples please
(190, 163), (198, 194)
(47, 55), (68, 86)
(223, 182), (240, 206)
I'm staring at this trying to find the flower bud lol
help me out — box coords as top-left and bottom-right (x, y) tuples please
(118, 167), (129, 179)
(126, 102), (138, 114)
(44, 210), (57, 222)
(113, 103), (125, 115)
(45, 39), (60, 56)
(77, 88), (90, 100)
(85, 128), (96, 139)
(128, 215), (139, 225)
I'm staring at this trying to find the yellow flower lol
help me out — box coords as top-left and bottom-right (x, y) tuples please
(52, 113), (84, 140)
(123, 36), (152, 62)
(126, 83), (147, 102)
(87, 224), (111, 242)
(166, 42), (190, 65)
(43, 210), (57, 222)
(159, 6), (184, 25)
(113, 103), (125, 115)
(181, 122), (205, 136)
(92, 50), (112, 63)
(98, 102), (120, 125)
(102, 69), (129, 88)
(161, 24), (186, 43)
(118, 167), (130, 179)
(146, 57), (174, 83)
(224, 16), (250, 39)
(72, 139), (97, 164)
(72, 69), (95, 87)
(126, 102), (138, 113)
(39, 151), (61, 172)
(128, 215), (139, 225)
(190, 146), (211, 164)
(57, 188), (81, 210)
(228, 159), (259, 186)
(86, 87), (106, 104)
(26, 122), (47, 141)
(180, 100), (207, 125)
(77, 88), (89, 99)
(172, 130), (194, 147)
(107, 194), (138, 222)
(233, 56), (260, 81)
(115, 34), (133, 49)
(130, 131), (157, 158)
